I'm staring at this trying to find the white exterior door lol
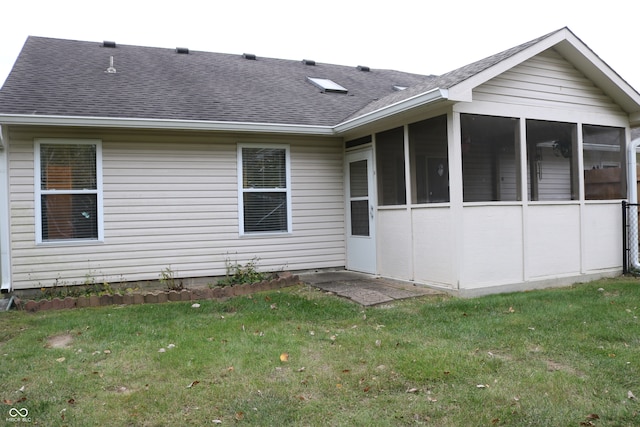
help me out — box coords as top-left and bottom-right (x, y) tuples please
(345, 149), (376, 273)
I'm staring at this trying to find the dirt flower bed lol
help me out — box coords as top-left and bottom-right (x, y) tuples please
(14, 272), (299, 312)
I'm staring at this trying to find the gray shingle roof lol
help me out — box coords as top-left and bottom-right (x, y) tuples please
(0, 37), (431, 127)
(0, 29), (579, 128)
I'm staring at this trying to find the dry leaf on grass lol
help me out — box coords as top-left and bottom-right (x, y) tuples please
(280, 353), (289, 362)
(186, 380), (200, 388)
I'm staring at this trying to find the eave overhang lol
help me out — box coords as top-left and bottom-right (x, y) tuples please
(334, 88), (449, 135)
(0, 88), (450, 137)
(0, 114), (336, 136)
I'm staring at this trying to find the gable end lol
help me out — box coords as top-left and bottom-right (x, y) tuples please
(472, 49), (624, 117)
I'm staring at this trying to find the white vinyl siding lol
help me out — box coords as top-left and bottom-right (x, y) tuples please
(7, 129), (344, 289)
(473, 49), (624, 116)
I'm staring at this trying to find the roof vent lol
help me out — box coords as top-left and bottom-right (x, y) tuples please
(242, 53), (256, 60)
(307, 77), (348, 94)
(357, 65), (370, 72)
(176, 47), (189, 54)
(393, 85), (408, 91)
(102, 41), (116, 48)
(105, 56), (116, 73)
(302, 59), (316, 66)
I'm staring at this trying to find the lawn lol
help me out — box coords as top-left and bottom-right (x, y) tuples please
(1, 277), (639, 426)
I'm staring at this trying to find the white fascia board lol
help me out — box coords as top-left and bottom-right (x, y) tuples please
(0, 89), (449, 137)
(553, 36), (640, 114)
(0, 114), (335, 136)
(334, 88), (449, 134)
(449, 30), (572, 97)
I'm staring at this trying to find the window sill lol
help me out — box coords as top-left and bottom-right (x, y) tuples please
(36, 239), (104, 246)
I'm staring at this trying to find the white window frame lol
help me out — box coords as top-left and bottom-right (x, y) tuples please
(237, 143), (292, 235)
(34, 139), (104, 244)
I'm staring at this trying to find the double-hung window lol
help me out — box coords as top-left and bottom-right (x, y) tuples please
(238, 144), (291, 234)
(35, 139), (103, 243)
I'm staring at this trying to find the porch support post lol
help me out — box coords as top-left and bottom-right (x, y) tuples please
(448, 111), (463, 290)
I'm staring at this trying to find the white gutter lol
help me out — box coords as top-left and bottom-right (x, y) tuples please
(628, 137), (640, 270)
(0, 125), (11, 292)
(0, 87), (451, 138)
(0, 114), (336, 136)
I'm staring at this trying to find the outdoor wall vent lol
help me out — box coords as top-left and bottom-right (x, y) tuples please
(102, 41), (116, 48)
(357, 65), (370, 72)
(243, 53), (256, 60)
(176, 47), (189, 54)
(302, 59), (316, 66)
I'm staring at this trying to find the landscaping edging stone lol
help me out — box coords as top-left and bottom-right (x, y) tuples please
(14, 274), (299, 313)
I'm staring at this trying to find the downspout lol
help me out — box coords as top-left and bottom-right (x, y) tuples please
(0, 124), (11, 292)
(627, 136), (640, 270)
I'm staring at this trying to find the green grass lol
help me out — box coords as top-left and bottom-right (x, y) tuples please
(1, 278), (639, 426)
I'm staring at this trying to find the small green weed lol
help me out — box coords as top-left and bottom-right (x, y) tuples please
(217, 257), (268, 287)
(159, 266), (184, 291)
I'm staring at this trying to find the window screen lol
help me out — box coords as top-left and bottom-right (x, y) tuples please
(526, 120), (578, 201)
(461, 114), (520, 202)
(409, 115), (449, 203)
(240, 146), (290, 233)
(38, 142), (99, 241)
(376, 127), (406, 205)
(583, 125), (625, 200)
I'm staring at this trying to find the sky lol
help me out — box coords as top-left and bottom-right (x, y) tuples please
(1, 0), (639, 92)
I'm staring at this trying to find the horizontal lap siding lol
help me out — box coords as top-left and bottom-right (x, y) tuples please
(9, 129), (345, 289)
(474, 49), (624, 115)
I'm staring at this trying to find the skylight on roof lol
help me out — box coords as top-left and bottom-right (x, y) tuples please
(307, 77), (348, 94)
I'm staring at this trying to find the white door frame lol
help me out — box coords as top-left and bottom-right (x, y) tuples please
(345, 147), (377, 274)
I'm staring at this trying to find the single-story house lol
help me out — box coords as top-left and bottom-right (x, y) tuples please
(1, 27), (639, 296)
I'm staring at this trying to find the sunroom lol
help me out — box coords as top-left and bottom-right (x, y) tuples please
(345, 108), (627, 295)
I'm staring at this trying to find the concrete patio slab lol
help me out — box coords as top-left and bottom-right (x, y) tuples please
(298, 271), (442, 306)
